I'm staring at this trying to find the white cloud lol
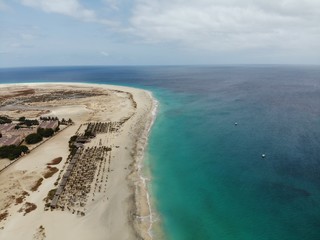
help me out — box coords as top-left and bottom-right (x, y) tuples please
(21, 0), (95, 20)
(100, 51), (110, 56)
(0, 0), (8, 10)
(20, 33), (37, 40)
(21, 0), (117, 26)
(129, 0), (320, 52)
(0, 25), (40, 55)
(5, 0), (319, 64)
(10, 42), (34, 48)
(103, 0), (120, 10)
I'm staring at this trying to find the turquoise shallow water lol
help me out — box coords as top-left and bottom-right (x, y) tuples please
(1, 65), (320, 239)
(148, 86), (320, 240)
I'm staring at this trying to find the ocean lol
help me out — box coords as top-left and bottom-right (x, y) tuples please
(1, 65), (320, 240)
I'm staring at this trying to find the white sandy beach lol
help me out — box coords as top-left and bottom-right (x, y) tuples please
(0, 83), (156, 240)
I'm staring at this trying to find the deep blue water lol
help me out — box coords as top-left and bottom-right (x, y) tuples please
(1, 65), (320, 240)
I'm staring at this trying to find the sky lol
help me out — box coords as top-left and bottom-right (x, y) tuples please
(1, 0), (320, 67)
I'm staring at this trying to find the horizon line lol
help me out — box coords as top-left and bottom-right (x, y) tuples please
(1, 63), (320, 70)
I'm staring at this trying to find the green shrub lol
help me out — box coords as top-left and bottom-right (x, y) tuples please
(25, 133), (43, 144)
(37, 128), (54, 138)
(18, 116), (26, 122)
(0, 116), (12, 124)
(24, 119), (39, 126)
(0, 145), (29, 160)
(46, 188), (57, 201)
(69, 135), (77, 142)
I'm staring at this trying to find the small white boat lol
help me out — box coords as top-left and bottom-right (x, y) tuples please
(261, 154), (266, 158)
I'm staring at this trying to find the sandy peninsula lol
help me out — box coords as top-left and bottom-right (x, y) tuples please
(0, 83), (157, 240)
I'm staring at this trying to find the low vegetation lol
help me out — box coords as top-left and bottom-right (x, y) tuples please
(68, 135), (77, 148)
(18, 117), (39, 126)
(68, 135), (79, 156)
(60, 118), (73, 125)
(43, 166), (59, 179)
(15, 191), (30, 205)
(25, 202), (37, 215)
(37, 128), (54, 138)
(31, 178), (43, 191)
(0, 211), (8, 222)
(25, 128), (55, 145)
(18, 116), (26, 122)
(0, 145), (29, 160)
(40, 116), (58, 121)
(19, 202), (37, 216)
(25, 133), (43, 144)
(84, 129), (95, 137)
(0, 116), (12, 124)
(34, 225), (46, 239)
(45, 188), (57, 202)
(47, 157), (63, 165)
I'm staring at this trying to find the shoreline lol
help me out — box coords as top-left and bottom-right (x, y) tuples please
(0, 82), (158, 240)
(131, 92), (159, 239)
